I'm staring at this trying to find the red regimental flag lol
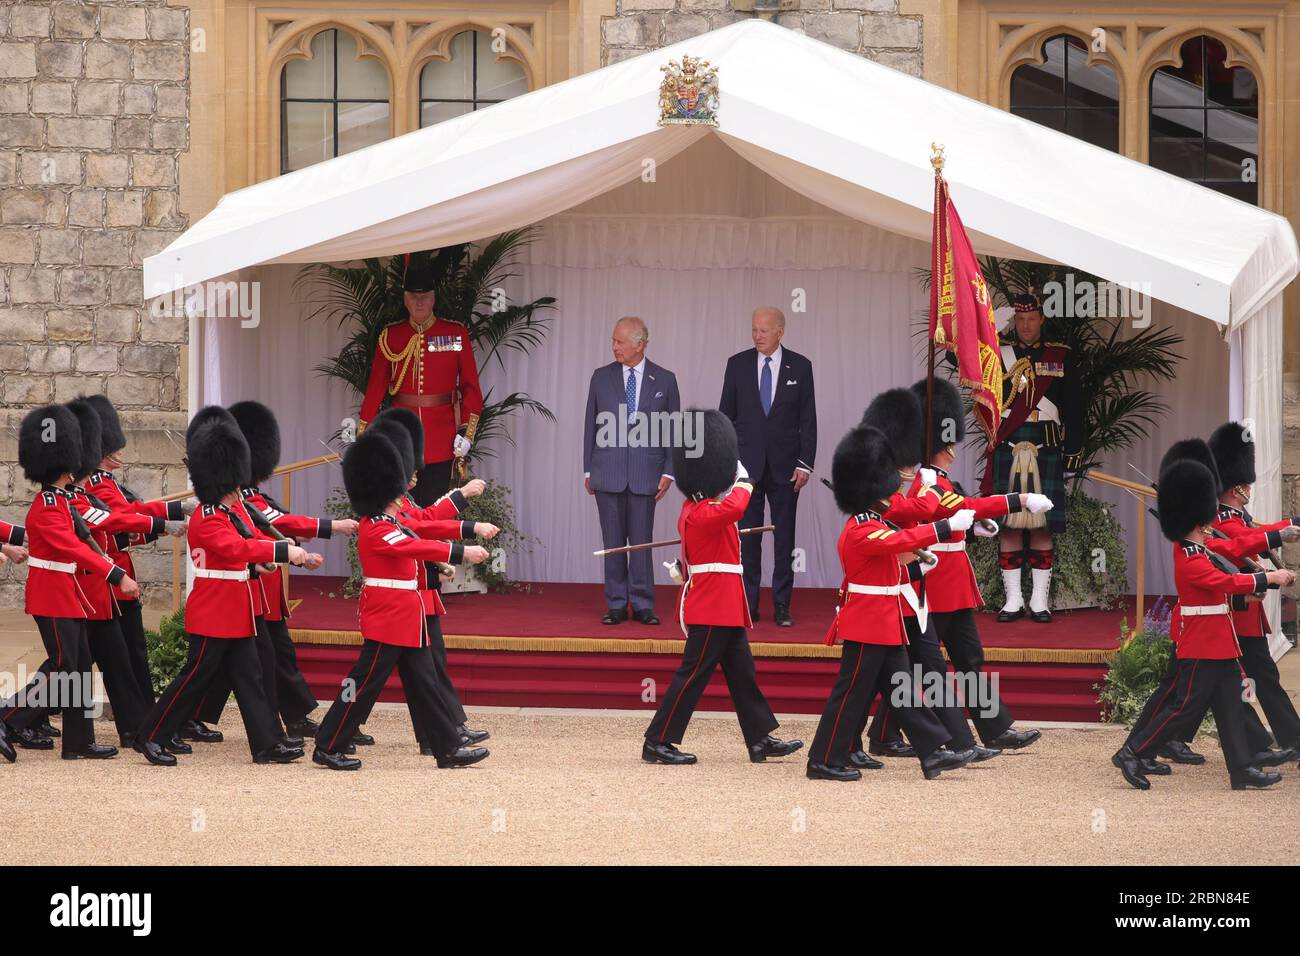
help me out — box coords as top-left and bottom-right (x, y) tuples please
(928, 176), (1003, 442)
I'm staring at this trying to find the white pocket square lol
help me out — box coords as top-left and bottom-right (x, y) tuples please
(785, 379), (797, 385)
(654, 391), (664, 398)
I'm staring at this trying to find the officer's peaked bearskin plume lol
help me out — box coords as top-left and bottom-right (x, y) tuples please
(674, 409), (738, 500)
(18, 404), (82, 486)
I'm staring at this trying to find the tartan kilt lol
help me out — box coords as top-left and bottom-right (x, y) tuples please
(991, 422), (1068, 535)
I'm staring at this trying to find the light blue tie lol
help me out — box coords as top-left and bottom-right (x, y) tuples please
(760, 356), (772, 416)
(626, 367), (637, 415)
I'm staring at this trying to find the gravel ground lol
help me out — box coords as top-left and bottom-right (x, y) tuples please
(2, 709), (1297, 866)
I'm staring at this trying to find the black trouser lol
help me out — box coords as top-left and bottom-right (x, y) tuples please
(644, 624), (778, 746)
(412, 459), (455, 595)
(314, 639), (461, 757)
(1125, 658), (1252, 773)
(87, 615), (148, 739)
(863, 616), (976, 751)
(1, 616), (96, 755)
(740, 464), (799, 612)
(934, 609), (1014, 744)
(422, 615), (467, 735)
(195, 616), (283, 735)
(265, 616), (318, 725)
(117, 598), (153, 704)
(812, 642), (950, 767)
(139, 633), (282, 756)
(1131, 652), (1272, 753)
(1237, 635), (1300, 749)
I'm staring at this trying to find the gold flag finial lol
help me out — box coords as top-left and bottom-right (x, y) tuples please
(930, 142), (946, 175)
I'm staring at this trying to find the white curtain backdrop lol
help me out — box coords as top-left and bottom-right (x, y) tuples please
(196, 139), (1241, 600)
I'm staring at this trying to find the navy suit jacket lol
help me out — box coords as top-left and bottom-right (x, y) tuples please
(719, 347), (817, 480)
(583, 359), (681, 496)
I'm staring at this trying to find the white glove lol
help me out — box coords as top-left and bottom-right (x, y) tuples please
(919, 468), (937, 487)
(1279, 525), (1300, 543)
(181, 499), (198, 515)
(947, 509), (976, 533)
(974, 520), (999, 538)
(452, 435), (472, 458)
(916, 554), (937, 576)
(735, 459), (749, 482)
(164, 520), (187, 537)
(1024, 493), (1054, 514)
(663, 559), (684, 585)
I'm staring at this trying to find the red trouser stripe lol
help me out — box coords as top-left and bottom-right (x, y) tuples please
(821, 642), (864, 764)
(659, 626), (713, 743)
(326, 646), (382, 753)
(1132, 659), (1198, 755)
(149, 636), (208, 742)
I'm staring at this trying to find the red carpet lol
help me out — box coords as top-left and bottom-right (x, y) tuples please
(288, 578), (1132, 722)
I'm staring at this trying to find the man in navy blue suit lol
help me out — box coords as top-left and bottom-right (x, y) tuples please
(583, 316), (681, 625)
(720, 306), (817, 627)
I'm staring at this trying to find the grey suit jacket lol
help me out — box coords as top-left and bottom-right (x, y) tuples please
(583, 359), (681, 496)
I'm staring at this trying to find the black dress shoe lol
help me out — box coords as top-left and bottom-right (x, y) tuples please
(773, 605), (794, 627)
(1112, 745), (1150, 790)
(180, 719), (223, 743)
(996, 608), (1025, 623)
(436, 746), (489, 768)
(457, 724), (490, 744)
(970, 745), (1002, 762)
(10, 727), (54, 750)
(922, 747), (976, 779)
(1140, 757), (1172, 776)
(806, 761), (861, 781)
(37, 719), (60, 738)
(352, 730), (374, 746)
(1252, 746), (1297, 768)
(868, 739), (915, 758)
(419, 743), (437, 756)
(1231, 766), (1282, 790)
(748, 735), (803, 762)
(1029, 609), (1053, 623)
(253, 742), (305, 764)
(119, 731), (136, 749)
(642, 740), (697, 765)
(1157, 740), (1205, 765)
(280, 733), (305, 749)
(164, 734), (192, 755)
(0, 727), (15, 764)
(286, 717), (319, 737)
(634, 609), (660, 626)
(342, 741), (357, 755)
(601, 608), (628, 625)
(62, 742), (117, 760)
(988, 728), (1041, 750)
(313, 748), (362, 771)
(848, 749), (884, 770)
(135, 739), (177, 766)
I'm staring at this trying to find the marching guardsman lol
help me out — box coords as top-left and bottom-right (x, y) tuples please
(311, 429), (491, 771)
(135, 407), (309, 766)
(370, 406), (494, 750)
(806, 424), (977, 781)
(1206, 422), (1300, 760)
(1113, 454), (1293, 790)
(358, 254), (483, 507)
(983, 292), (1082, 624)
(227, 400), (357, 740)
(2, 404), (139, 761)
(642, 409), (803, 766)
(83, 394), (191, 705)
(868, 380), (1051, 754)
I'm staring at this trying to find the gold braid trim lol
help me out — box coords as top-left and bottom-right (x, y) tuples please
(378, 325), (422, 397)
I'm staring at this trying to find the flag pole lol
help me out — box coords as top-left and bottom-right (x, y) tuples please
(926, 143), (946, 466)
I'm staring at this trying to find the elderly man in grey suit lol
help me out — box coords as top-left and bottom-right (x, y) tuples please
(583, 316), (681, 625)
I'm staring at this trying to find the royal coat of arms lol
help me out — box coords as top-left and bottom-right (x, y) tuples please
(658, 55), (719, 127)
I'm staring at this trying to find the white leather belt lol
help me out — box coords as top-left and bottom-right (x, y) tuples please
(1181, 604), (1229, 617)
(930, 541), (966, 553)
(193, 568), (250, 581)
(688, 563), (743, 575)
(29, 557), (76, 573)
(846, 583), (905, 596)
(363, 577), (419, 590)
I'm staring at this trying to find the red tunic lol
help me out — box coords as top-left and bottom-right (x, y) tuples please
(0, 520), (24, 546)
(86, 469), (181, 602)
(396, 490), (476, 617)
(186, 503), (286, 638)
(68, 484), (164, 620)
(239, 487), (332, 623)
(24, 488), (124, 619)
(1169, 541), (1267, 660)
(359, 318), (484, 465)
(356, 514), (461, 647)
(1209, 505), (1290, 638)
(676, 482), (753, 630)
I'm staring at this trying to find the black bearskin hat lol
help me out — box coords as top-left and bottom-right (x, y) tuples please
(1208, 421), (1255, 492)
(832, 426), (899, 515)
(910, 377), (966, 452)
(373, 406), (423, 476)
(674, 409), (738, 500)
(82, 394), (126, 457)
(367, 418), (416, 481)
(65, 397), (103, 482)
(187, 415), (252, 506)
(19, 404), (82, 486)
(861, 388), (923, 468)
(228, 400), (281, 486)
(186, 404), (238, 444)
(1157, 459), (1218, 542)
(343, 430), (408, 517)
(1158, 438), (1220, 493)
